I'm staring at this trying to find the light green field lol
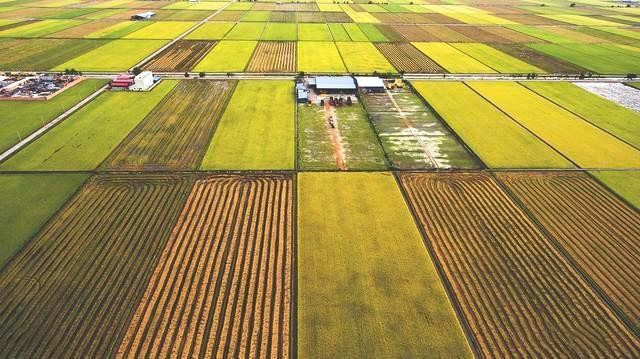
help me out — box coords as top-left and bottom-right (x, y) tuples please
(542, 14), (622, 26)
(0, 81), (176, 171)
(0, 79), (107, 153)
(343, 23), (369, 41)
(200, 80), (294, 170)
(413, 81), (573, 169)
(528, 43), (640, 74)
(193, 40), (256, 72)
(336, 41), (396, 73)
(297, 23), (333, 41)
(241, 10), (271, 21)
(358, 23), (388, 41)
(412, 42), (496, 73)
(508, 25), (595, 44)
(468, 81), (640, 169)
(185, 21), (235, 40)
(0, 19), (86, 37)
(298, 41), (346, 73)
(261, 22), (296, 40)
(224, 21), (266, 40)
(123, 21), (195, 39)
(327, 23), (350, 41)
(523, 82), (640, 149)
(592, 26), (640, 41)
(591, 171), (640, 209)
(0, 173), (88, 268)
(84, 21), (150, 39)
(298, 172), (473, 359)
(452, 43), (543, 73)
(53, 39), (167, 71)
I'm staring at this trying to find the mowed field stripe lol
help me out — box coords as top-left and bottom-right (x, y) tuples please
(116, 174), (293, 358)
(497, 172), (640, 334)
(400, 172), (640, 357)
(102, 80), (236, 171)
(0, 174), (193, 358)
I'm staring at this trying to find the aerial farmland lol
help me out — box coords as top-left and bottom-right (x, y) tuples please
(0, 0), (639, 356)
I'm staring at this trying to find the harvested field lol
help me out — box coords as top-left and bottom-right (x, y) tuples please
(420, 25), (473, 42)
(489, 43), (586, 73)
(44, 20), (117, 38)
(363, 88), (479, 169)
(247, 41), (296, 72)
(116, 174), (293, 359)
(390, 25), (438, 42)
(211, 10), (245, 21)
(296, 11), (324, 23)
(145, 40), (216, 72)
(376, 42), (444, 73)
(323, 11), (351, 23)
(480, 26), (545, 43)
(400, 172), (640, 357)
(448, 25), (510, 43)
(497, 14), (567, 25)
(499, 172), (640, 331)
(103, 80), (235, 171)
(375, 24), (407, 42)
(269, 11), (295, 22)
(452, 43), (543, 73)
(0, 174), (193, 358)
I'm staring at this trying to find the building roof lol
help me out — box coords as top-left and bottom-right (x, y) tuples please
(315, 76), (356, 90)
(355, 76), (384, 88)
(134, 11), (155, 17)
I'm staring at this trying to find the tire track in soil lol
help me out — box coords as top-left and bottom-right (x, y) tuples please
(399, 172), (640, 357)
(0, 174), (193, 358)
(116, 174), (293, 359)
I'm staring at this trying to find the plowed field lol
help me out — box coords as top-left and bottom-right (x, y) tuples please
(145, 40), (216, 72)
(376, 42), (444, 73)
(116, 174), (293, 359)
(400, 172), (640, 357)
(247, 41), (296, 73)
(0, 174), (192, 358)
(102, 80), (235, 171)
(498, 172), (640, 332)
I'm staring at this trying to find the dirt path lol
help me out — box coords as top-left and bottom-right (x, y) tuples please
(323, 102), (346, 170)
(385, 89), (438, 168)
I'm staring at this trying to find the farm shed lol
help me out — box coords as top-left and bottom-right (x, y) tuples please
(132, 11), (155, 20)
(355, 76), (385, 93)
(313, 76), (356, 94)
(297, 89), (308, 103)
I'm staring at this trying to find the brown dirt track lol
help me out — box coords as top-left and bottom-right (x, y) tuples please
(116, 174), (293, 359)
(145, 40), (217, 72)
(498, 172), (640, 332)
(0, 174), (192, 358)
(376, 43), (444, 73)
(102, 80), (235, 171)
(400, 172), (640, 357)
(247, 41), (296, 73)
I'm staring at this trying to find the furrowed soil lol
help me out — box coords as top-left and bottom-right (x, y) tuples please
(0, 174), (193, 358)
(145, 40), (217, 72)
(247, 41), (296, 73)
(375, 42), (444, 73)
(400, 172), (640, 357)
(102, 80), (236, 171)
(116, 174), (293, 359)
(498, 172), (640, 332)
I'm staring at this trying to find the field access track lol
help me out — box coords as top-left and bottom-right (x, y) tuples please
(117, 174), (293, 359)
(498, 172), (640, 333)
(400, 172), (640, 357)
(102, 80), (236, 171)
(0, 174), (193, 358)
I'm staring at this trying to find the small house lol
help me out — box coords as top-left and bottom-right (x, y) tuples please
(355, 76), (385, 93)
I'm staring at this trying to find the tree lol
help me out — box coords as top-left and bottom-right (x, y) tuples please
(626, 73), (636, 80)
(132, 67), (142, 75)
(199, 72), (206, 78)
(184, 72), (190, 78)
